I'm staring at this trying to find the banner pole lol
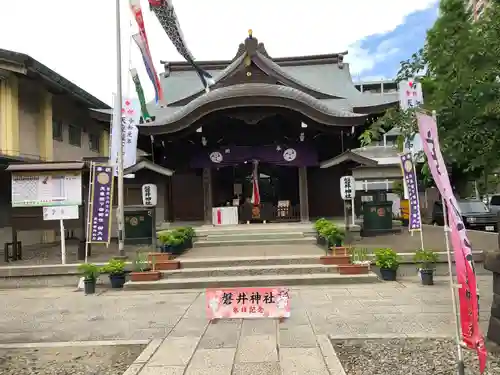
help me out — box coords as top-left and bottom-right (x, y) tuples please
(412, 160), (425, 251)
(84, 162), (94, 264)
(115, 0), (126, 257)
(434, 110), (465, 375)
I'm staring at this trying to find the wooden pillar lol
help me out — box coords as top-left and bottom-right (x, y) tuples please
(0, 75), (20, 157)
(202, 168), (213, 224)
(100, 130), (110, 157)
(298, 167), (309, 222)
(165, 176), (174, 222)
(38, 90), (53, 161)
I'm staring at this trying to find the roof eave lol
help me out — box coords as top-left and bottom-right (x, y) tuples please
(353, 100), (399, 114)
(320, 150), (378, 169)
(0, 49), (110, 110)
(138, 84), (366, 135)
(6, 161), (85, 171)
(124, 160), (174, 176)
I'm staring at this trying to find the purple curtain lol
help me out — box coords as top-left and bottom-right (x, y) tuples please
(190, 144), (318, 168)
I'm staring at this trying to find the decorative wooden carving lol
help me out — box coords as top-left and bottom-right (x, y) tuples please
(227, 111), (273, 124)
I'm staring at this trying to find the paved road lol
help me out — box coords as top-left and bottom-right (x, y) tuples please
(0, 276), (493, 374)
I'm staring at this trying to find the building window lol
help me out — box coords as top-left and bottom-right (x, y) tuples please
(52, 120), (63, 141)
(89, 133), (100, 152)
(68, 124), (81, 147)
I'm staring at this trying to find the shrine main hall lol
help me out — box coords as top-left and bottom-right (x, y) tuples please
(116, 33), (399, 224)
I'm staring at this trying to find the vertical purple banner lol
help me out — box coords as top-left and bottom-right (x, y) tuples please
(399, 152), (422, 231)
(88, 164), (114, 244)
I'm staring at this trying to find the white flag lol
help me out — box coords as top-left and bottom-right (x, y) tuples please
(110, 95), (140, 176)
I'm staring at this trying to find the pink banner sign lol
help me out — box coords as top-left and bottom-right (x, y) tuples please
(206, 287), (291, 319)
(417, 112), (487, 372)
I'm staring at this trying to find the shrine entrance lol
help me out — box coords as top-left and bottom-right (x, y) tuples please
(212, 163), (300, 222)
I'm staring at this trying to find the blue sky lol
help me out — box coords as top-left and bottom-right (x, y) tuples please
(2, 0), (439, 103)
(352, 4), (439, 82)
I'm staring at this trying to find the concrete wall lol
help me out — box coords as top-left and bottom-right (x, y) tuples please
(52, 95), (104, 161)
(0, 74), (112, 250)
(17, 79), (41, 159)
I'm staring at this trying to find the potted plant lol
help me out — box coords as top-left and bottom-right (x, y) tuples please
(323, 224), (345, 250)
(100, 259), (127, 288)
(176, 227), (195, 249)
(78, 263), (100, 295)
(130, 252), (161, 282)
(338, 248), (370, 274)
(374, 248), (400, 281)
(314, 218), (329, 245)
(414, 249), (439, 285)
(319, 225), (349, 265)
(351, 247), (370, 266)
(162, 231), (185, 256)
(153, 232), (181, 270)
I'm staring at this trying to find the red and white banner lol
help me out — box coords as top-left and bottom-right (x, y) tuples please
(129, 0), (164, 103)
(417, 112), (487, 372)
(211, 207), (238, 226)
(206, 287), (290, 319)
(251, 160), (260, 205)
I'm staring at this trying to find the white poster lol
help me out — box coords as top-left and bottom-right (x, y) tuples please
(398, 79), (424, 160)
(398, 79), (423, 110)
(110, 95), (140, 176)
(11, 172), (82, 207)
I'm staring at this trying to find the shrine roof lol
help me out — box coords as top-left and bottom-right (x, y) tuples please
(148, 35), (398, 109)
(136, 33), (398, 134)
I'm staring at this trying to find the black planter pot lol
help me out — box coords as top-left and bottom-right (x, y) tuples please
(84, 279), (96, 295)
(380, 268), (397, 281)
(185, 237), (193, 249)
(109, 273), (126, 289)
(420, 269), (434, 285)
(170, 244), (183, 255)
(316, 236), (325, 246)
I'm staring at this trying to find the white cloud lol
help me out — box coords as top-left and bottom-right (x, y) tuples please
(0, 0), (437, 104)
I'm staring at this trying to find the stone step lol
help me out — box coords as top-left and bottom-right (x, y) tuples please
(193, 237), (316, 247)
(124, 272), (379, 290)
(161, 264), (338, 279)
(178, 255), (321, 269)
(195, 225), (315, 237)
(203, 231), (306, 242)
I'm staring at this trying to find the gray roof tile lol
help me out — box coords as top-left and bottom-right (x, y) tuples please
(149, 60), (397, 113)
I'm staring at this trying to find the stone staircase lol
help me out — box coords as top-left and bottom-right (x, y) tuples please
(123, 255), (379, 290)
(192, 224), (317, 247)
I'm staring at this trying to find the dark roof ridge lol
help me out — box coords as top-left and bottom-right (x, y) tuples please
(163, 43), (348, 72)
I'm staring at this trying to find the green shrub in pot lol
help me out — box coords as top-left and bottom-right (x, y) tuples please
(132, 252), (150, 272)
(374, 248), (400, 281)
(100, 259), (127, 289)
(78, 263), (100, 294)
(321, 224), (345, 249)
(413, 249), (439, 285)
(314, 218), (330, 245)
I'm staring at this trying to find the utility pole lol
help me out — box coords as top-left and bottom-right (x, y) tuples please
(115, 0), (125, 257)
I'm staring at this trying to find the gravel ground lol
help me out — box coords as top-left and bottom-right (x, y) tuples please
(0, 344), (145, 375)
(332, 338), (500, 375)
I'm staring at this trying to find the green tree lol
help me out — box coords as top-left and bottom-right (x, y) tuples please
(360, 0), (500, 195)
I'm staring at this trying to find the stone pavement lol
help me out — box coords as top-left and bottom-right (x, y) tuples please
(0, 276), (494, 374)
